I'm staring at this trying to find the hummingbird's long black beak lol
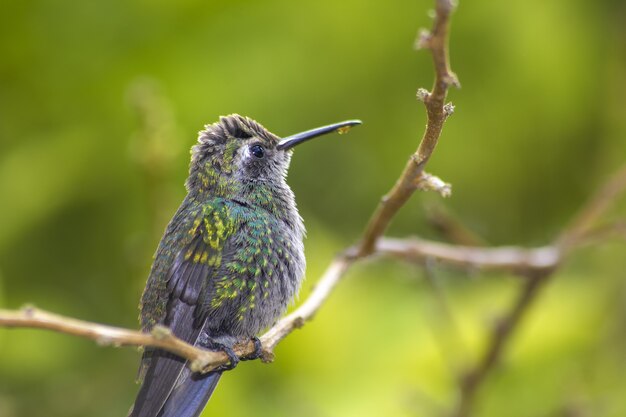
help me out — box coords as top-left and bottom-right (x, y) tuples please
(276, 120), (362, 151)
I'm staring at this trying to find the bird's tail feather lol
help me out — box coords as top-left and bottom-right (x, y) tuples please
(158, 370), (222, 417)
(129, 350), (221, 417)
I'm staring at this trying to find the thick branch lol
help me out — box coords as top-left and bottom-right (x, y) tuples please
(357, 0), (458, 256)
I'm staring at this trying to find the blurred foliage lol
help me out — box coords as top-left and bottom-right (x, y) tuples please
(1, 0), (625, 416)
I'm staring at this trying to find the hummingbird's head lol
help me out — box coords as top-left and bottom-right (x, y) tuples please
(188, 114), (284, 191)
(186, 114), (360, 199)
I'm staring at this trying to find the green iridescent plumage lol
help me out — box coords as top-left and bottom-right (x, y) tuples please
(131, 114), (360, 417)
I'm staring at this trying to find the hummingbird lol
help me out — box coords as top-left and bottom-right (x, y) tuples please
(129, 114), (361, 417)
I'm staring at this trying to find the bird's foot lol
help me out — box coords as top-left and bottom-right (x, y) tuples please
(208, 341), (239, 372)
(241, 337), (263, 361)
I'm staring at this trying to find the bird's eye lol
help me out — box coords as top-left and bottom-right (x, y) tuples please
(250, 144), (265, 158)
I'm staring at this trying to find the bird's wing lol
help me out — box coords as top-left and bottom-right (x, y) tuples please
(131, 198), (237, 417)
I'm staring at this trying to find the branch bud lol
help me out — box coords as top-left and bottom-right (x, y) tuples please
(416, 172), (452, 197)
(417, 88), (431, 102)
(415, 29), (432, 50)
(443, 72), (461, 88)
(444, 102), (455, 116)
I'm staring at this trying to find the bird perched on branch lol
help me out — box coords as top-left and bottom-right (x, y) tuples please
(129, 114), (361, 417)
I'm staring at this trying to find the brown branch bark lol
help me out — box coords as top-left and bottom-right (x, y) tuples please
(357, 0), (458, 256)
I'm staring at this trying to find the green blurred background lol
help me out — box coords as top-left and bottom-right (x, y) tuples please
(1, 0), (625, 416)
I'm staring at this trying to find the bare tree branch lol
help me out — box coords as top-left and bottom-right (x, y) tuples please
(357, 0), (459, 256)
(378, 238), (561, 276)
(0, 306), (222, 368)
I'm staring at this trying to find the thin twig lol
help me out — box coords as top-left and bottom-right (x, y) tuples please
(357, 0), (458, 256)
(378, 238), (561, 276)
(0, 306), (217, 367)
(577, 220), (626, 246)
(558, 165), (626, 250)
